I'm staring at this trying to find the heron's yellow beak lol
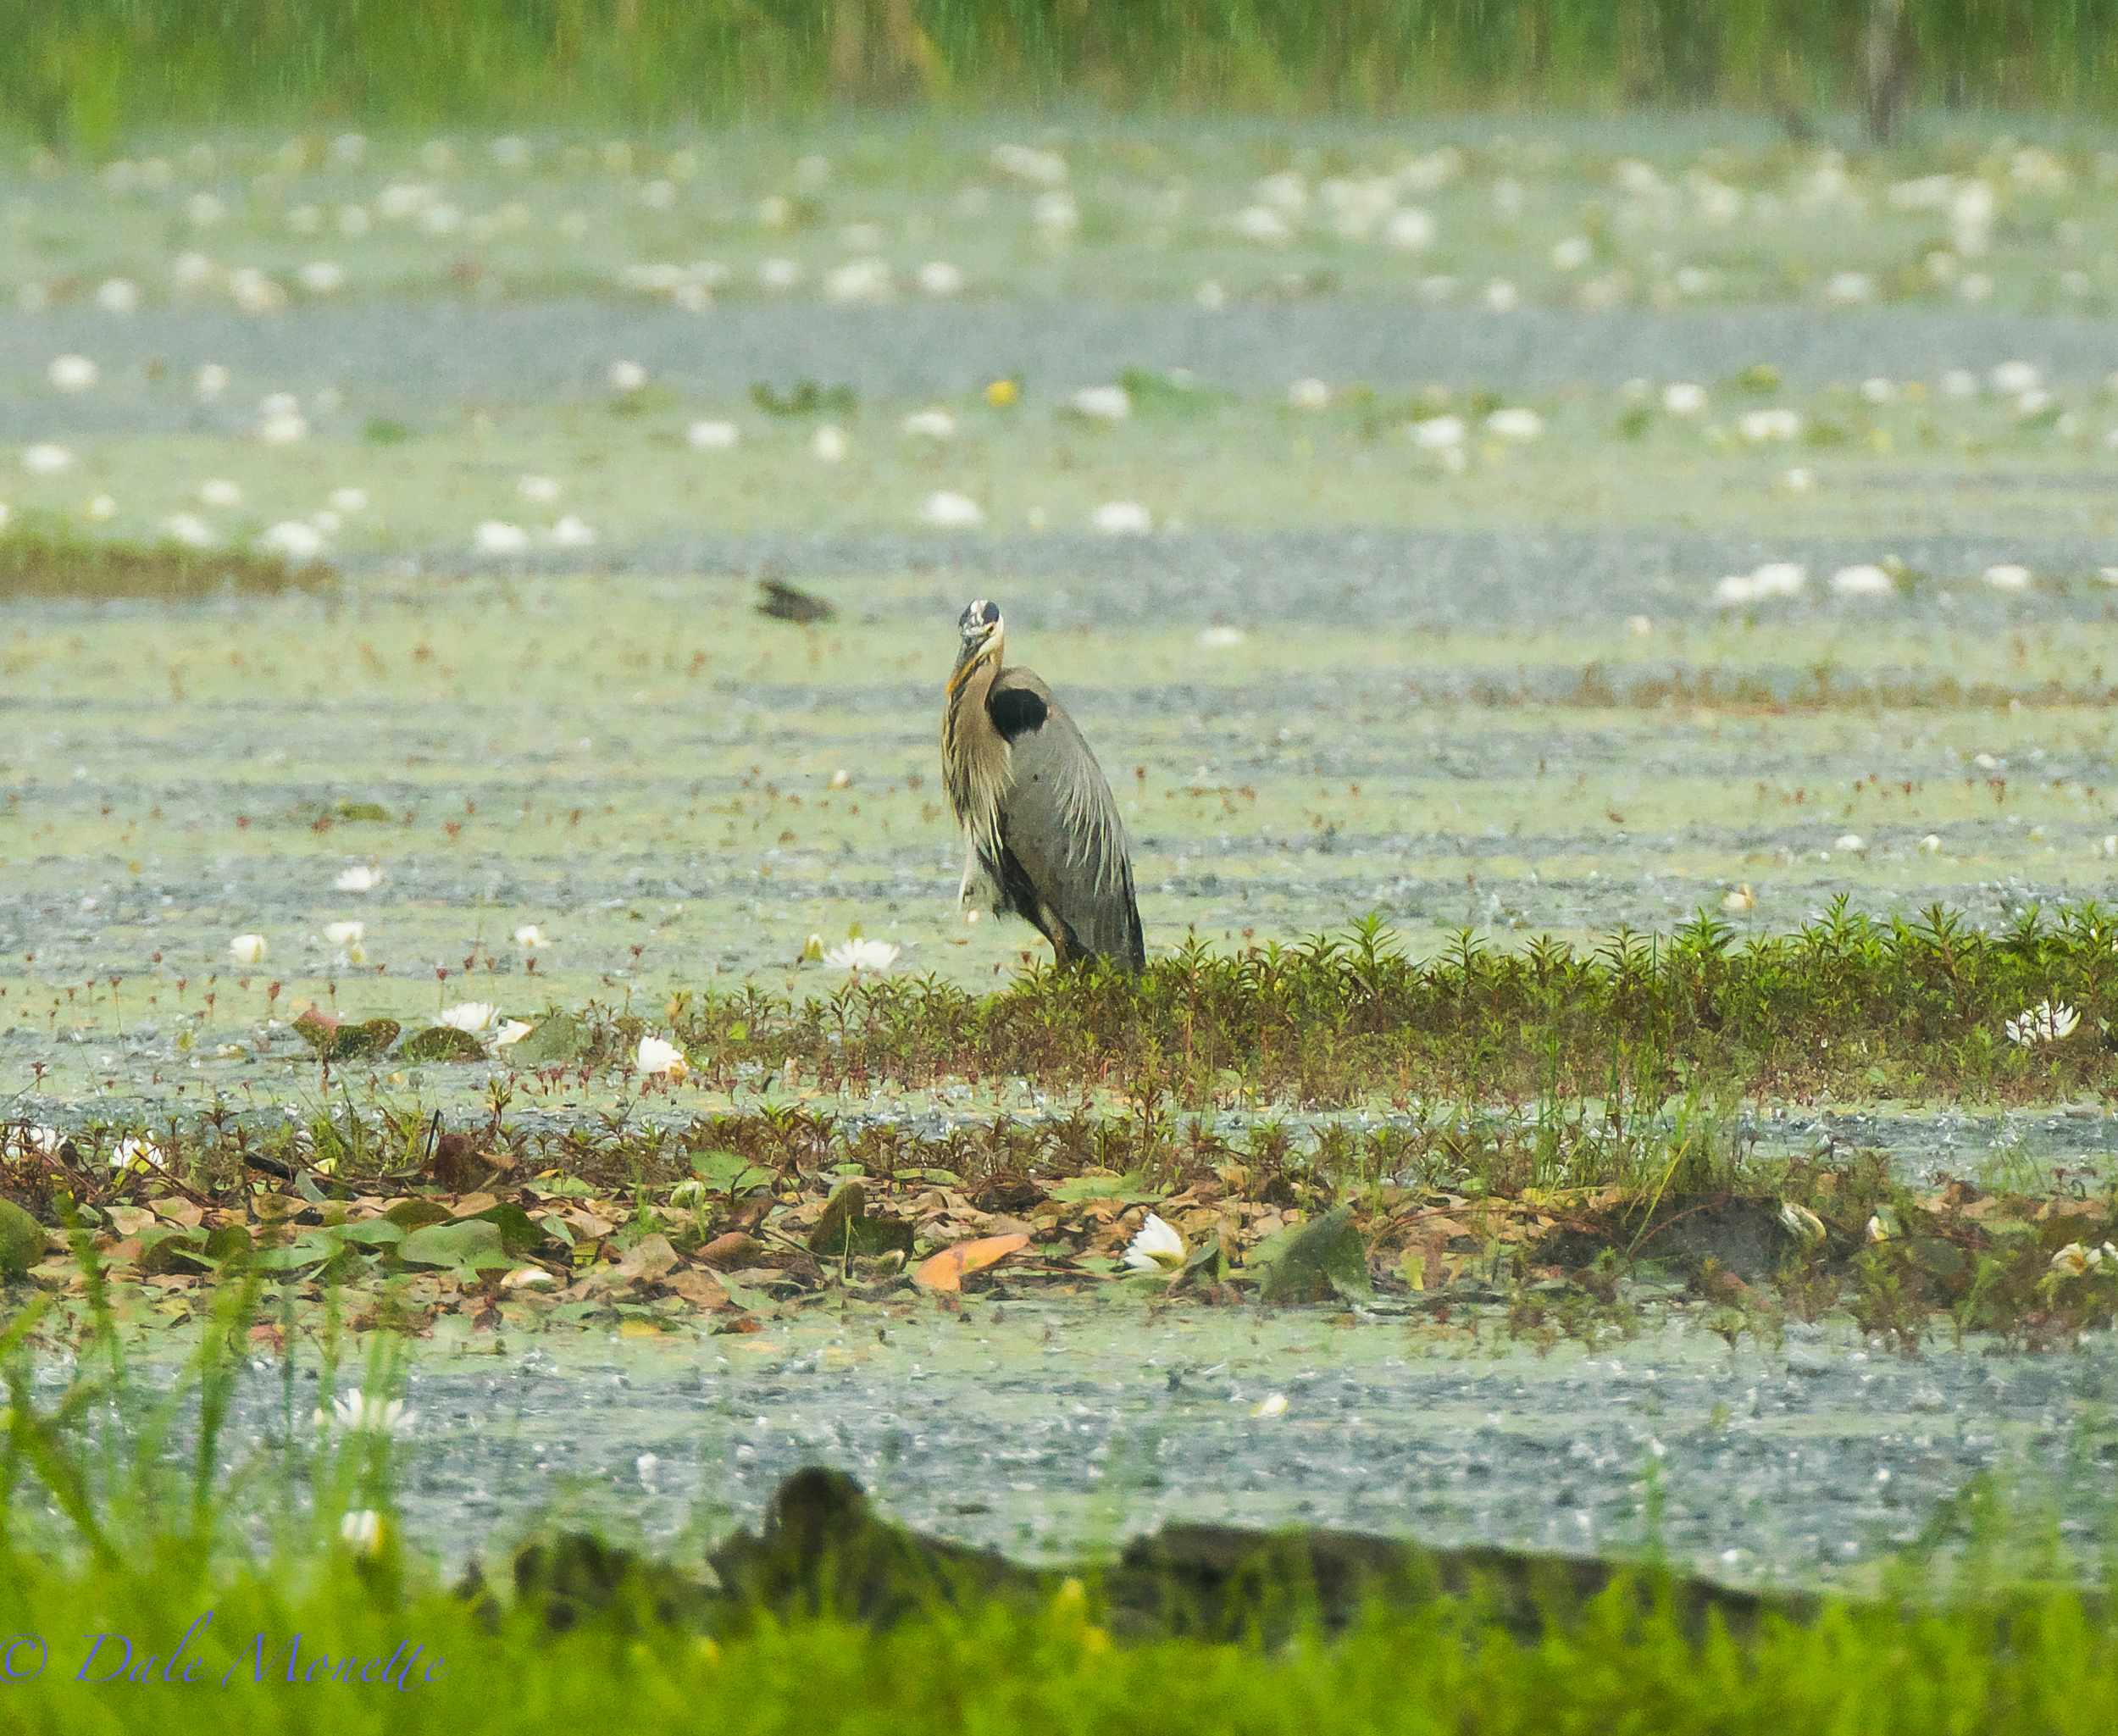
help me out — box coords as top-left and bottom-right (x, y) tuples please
(947, 624), (1001, 695)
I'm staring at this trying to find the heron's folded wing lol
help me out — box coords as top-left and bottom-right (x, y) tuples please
(995, 689), (1139, 962)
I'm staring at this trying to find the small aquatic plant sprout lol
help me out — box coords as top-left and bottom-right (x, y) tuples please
(1123, 1212), (1187, 1272)
(2006, 1001), (2079, 1047)
(942, 598), (1145, 970)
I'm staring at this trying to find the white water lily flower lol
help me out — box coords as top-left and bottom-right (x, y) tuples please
(1919, 834), (1943, 853)
(547, 514), (596, 546)
(48, 355), (97, 391)
(636, 1035), (689, 1077)
(916, 261), (963, 296)
(1250, 1392), (1289, 1418)
(1713, 574), (1757, 605)
(1822, 271), (1875, 306)
(920, 491), (984, 528)
(1123, 1212), (1186, 1273)
(513, 924), (548, 947)
(1661, 381), (1708, 416)
(823, 938), (901, 972)
(340, 1510), (384, 1554)
(328, 486), (369, 514)
(259, 407), (308, 444)
(812, 424), (848, 462)
(517, 474), (562, 503)
(84, 495), (117, 523)
(823, 258), (893, 304)
(501, 1265), (557, 1289)
(11, 1124), (67, 1159)
(334, 864), (381, 892)
(1287, 377), (1330, 411)
(1738, 408), (1801, 442)
(1484, 408), (1542, 441)
(1234, 204), (1293, 245)
(97, 278), (140, 313)
(688, 419), (740, 450)
(297, 261), (346, 295)
(1090, 501), (1151, 535)
(1831, 563), (1893, 596)
(323, 921), (364, 946)
(757, 258), (802, 292)
(1550, 235), (1592, 272)
(259, 520), (325, 561)
(110, 1137), (166, 1173)
(314, 1389), (417, 1436)
(1751, 562), (1806, 597)
(1482, 279), (1520, 313)
(1410, 415), (1467, 451)
(1982, 563), (2032, 591)
(493, 1020), (534, 1047)
(1835, 834), (1864, 851)
(902, 408), (956, 439)
(199, 478), (243, 507)
(1199, 626), (1245, 648)
(1071, 385), (1131, 422)
(162, 513), (213, 548)
(474, 520), (530, 554)
(1991, 359), (2040, 395)
(607, 359), (647, 392)
(22, 443), (73, 476)
(436, 1001), (500, 1034)
(1778, 1201), (1827, 1244)
(2050, 1241), (2113, 1278)
(2006, 1001), (2079, 1048)
(229, 933), (268, 964)
(1383, 208), (1434, 251)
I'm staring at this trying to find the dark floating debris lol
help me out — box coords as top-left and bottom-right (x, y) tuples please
(756, 577), (836, 624)
(478, 1467), (1817, 1645)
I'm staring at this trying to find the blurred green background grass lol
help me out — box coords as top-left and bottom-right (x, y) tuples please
(5, 0), (2118, 153)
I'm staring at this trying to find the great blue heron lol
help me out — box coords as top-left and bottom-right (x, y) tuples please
(942, 600), (1145, 969)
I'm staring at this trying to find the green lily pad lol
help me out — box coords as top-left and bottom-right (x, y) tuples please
(203, 1223), (254, 1264)
(330, 1018), (401, 1061)
(383, 1199), (453, 1231)
(137, 1226), (209, 1275)
(398, 1217), (510, 1272)
(1246, 1205), (1372, 1305)
(508, 1010), (585, 1064)
(459, 1201), (543, 1256)
(401, 1025), (488, 1064)
(0, 1198), (46, 1278)
(807, 1182), (916, 1261)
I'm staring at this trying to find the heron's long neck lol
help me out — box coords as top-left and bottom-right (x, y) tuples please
(943, 650), (1009, 849)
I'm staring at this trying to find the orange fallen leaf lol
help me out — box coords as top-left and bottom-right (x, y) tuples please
(912, 1233), (1029, 1292)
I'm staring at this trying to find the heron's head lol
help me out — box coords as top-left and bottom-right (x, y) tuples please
(949, 599), (1003, 692)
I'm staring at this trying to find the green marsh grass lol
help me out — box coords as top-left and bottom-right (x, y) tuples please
(9, 0), (2118, 151)
(651, 901), (2118, 1110)
(0, 519), (335, 602)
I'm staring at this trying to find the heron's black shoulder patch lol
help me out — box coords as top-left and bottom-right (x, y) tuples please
(987, 685), (1048, 740)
